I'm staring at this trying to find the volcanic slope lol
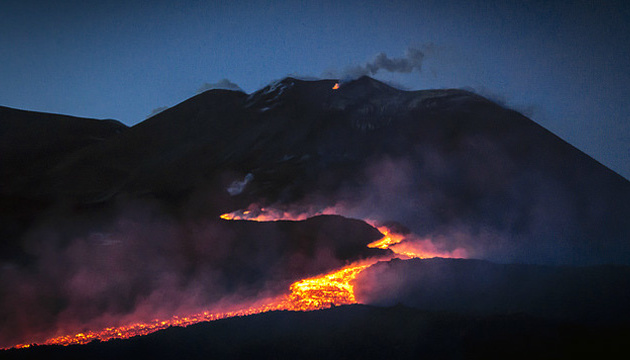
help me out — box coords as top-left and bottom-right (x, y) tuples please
(0, 106), (127, 186)
(5, 76), (628, 266)
(2, 76), (630, 354)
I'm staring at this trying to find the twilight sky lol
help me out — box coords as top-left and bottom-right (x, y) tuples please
(1, 0), (628, 179)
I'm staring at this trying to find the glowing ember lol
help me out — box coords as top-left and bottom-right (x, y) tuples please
(7, 206), (465, 350)
(332, 83), (340, 90)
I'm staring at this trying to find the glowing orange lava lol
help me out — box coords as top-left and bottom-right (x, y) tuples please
(333, 83), (340, 90)
(7, 206), (463, 350)
(219, 205), (339, 222)
(367, 226), (406, 249)
(283, 263), (371, 310)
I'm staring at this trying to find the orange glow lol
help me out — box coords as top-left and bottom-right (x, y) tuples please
(6, 206), (465, 350)
(12, 303), (288, 348)
(332, 83), (340, 90)
(219, 205), (339, 222)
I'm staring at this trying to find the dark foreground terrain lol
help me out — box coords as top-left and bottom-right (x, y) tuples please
(3, 304), (629, 360)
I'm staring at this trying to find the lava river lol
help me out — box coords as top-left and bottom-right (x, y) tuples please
(7, 208), (460, 349)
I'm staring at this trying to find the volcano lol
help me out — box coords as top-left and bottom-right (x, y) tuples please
(1, 76), (629, 357)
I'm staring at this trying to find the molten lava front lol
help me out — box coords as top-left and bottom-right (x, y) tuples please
(367, 226), (406, 249)
(8, 208), (462, 349)
(285, 264), (370, 309)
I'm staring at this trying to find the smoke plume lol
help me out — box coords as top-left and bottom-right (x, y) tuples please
(332, 47), (429, 80)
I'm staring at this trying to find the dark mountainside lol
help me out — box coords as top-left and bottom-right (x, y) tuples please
(0, 106), (127, 259)
(0, 106), (127, 182)
(1, 76), (630, 357)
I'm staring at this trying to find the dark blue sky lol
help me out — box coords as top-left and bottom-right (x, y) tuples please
(1, 0), (628, 179)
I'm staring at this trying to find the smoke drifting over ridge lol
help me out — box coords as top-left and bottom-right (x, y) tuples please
(197, 79), (243, 93)
(145, 78), (244, 120)
(147, 106), (169, 119)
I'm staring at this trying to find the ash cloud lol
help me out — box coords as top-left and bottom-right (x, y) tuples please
(198, 79), (243, 93)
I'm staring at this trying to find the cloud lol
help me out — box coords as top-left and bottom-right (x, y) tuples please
(198, 79), (243, 93)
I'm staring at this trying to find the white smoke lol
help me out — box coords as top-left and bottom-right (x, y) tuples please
(328, 46), (432, 80)
(227, 173), (254, 196)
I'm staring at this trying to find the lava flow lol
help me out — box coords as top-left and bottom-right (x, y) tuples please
(9, 262), (372, 349)
(8, 207), (458, 350)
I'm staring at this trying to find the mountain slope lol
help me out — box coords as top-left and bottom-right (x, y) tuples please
(356, 258), (630, 324)
(2, 76), (630, 352)
(0, 105), (127, 193)
(1, 76), (629, 265)
(0, 106), (127, 259)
